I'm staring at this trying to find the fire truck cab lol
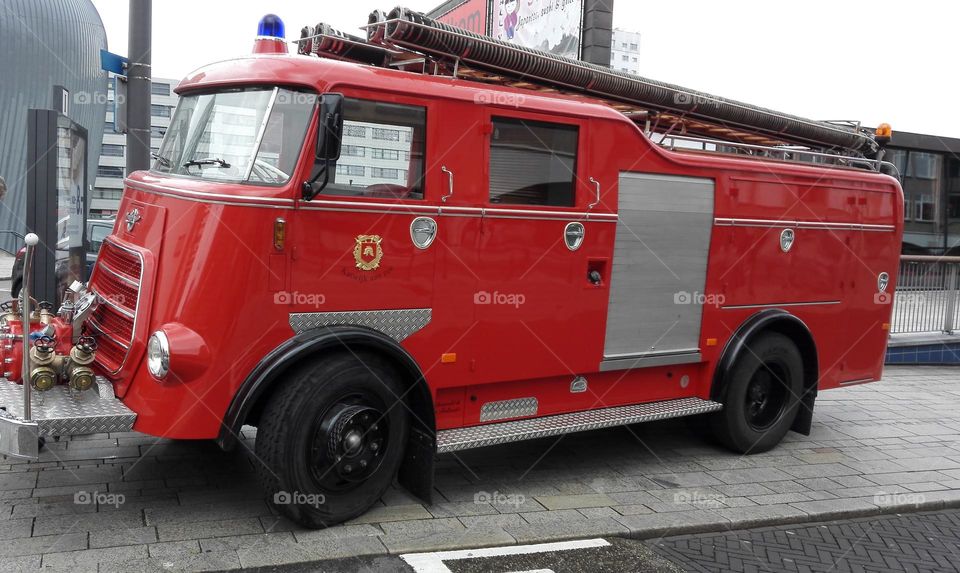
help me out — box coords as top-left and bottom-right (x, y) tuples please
(0, 12), (903, 529)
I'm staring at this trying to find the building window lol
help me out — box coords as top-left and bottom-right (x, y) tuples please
(151, 126), (166, 138)
(630, 43), (638, 50)
(489, 117), (578, 207)
(336, 164), (365, 176)
(917, 195), (937, 222)
(343, 145), (366, 157)
(910, 152), (940, 180)
(151, 83), (170, 96)
(370, 167), (400, 179)
(371, 148), (400, 161)
(93, 188), (123, 200)
(151, 104), (172, 118)
(321, 98), (426, 200)
(101, 144), (124, 157)
(344, 125), (367, 137)
(622, 55), (629, 61)
(372, 128), (401, 142)
(97, 166), (125, 178)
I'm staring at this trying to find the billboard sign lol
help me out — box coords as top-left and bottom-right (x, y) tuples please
(492, 0), (583, 59)
(436, 0), (488, 35)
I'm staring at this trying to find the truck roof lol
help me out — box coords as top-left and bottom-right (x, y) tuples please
(176, 54), (628, 124)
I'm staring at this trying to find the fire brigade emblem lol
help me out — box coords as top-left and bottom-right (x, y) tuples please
(353, 235), (383, 271)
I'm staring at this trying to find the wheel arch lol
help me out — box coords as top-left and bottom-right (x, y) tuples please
(218, 325), (436, 501)
(711, 309), (819, 435)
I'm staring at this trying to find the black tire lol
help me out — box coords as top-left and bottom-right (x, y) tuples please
(254, 350), (409, 529)
(709, 332), (804, 454)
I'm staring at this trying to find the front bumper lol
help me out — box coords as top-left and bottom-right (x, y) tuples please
(0, 377), (136, 459)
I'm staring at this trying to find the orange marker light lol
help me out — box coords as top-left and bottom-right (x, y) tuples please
(706, 338), (718, 347)
(875, 123), (893, 139)
(441, 353), (457, 364)
(882, 323), (890, 331)
(273, 218), (286, 251)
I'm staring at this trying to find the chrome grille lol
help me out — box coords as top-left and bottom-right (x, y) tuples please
(87, 240), (143, 374)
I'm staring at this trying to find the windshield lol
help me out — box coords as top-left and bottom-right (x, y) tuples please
(152, 87), (317, 185)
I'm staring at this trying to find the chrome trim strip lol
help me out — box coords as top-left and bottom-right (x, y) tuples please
(126, 180), (295, 206)
(98, 294), (135, 319)
(721, 301), (841, 310)
(437, 397), (723, 453)
(86, 316), (132, 351)
(127, 185), (291, 210)
(600, 351), (702, 372)
(124, 182), (621, 221)
(300, 201), (620, 221)
(95, 260), (139, 288)
(714, 217), (895, 232)
(839, 377), (874, 387)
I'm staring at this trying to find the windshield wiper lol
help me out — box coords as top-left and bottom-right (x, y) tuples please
(182, 157), (231, 169)
(151, 152), (172, 168)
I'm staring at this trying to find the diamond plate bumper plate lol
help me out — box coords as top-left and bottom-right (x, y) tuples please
(437, 397), (723, 453)
(0, 377), (136, 459)
(479, 397), (539, 422)
(289, 309), (431, 341)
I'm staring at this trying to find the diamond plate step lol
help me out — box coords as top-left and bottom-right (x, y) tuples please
(0, 376), (136, 437)
(436, 397), (722, 453)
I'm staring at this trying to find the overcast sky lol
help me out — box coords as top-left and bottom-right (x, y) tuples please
(90, 0), (958, 138)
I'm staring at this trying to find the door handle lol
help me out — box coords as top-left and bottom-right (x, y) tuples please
(441, 166), (454, 203)
(588, 177), (601, 210)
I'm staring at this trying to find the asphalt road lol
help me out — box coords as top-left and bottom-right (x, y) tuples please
(246, 509), (960, 572)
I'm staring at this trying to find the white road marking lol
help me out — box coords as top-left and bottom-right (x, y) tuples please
(400, 538), (611, 573)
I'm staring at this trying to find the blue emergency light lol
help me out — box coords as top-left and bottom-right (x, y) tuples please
(257, 14), (285, 39)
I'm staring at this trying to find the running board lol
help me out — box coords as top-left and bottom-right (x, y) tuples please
(436, 397), (722, 453)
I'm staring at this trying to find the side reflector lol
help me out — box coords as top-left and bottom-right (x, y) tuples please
(882, 323), (890, 331)
(706, 338), (718, 347)
(441, 353), (457, 364)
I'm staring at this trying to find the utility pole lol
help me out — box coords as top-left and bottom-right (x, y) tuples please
(581, 0), (614, 67)
(126, 0), (152, 174)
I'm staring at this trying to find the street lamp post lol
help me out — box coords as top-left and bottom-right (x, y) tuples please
(126, 0), (152, 174)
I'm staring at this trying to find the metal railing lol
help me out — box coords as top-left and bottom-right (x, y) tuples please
(890, 256), (960, 335)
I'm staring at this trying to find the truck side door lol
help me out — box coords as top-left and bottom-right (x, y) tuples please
(470, 109), (612, 385)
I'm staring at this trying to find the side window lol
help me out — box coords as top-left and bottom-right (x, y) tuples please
(322, 99), (426, 200)
(489, 117), (578, 207)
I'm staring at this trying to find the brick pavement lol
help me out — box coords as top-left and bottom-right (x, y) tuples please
(1, 366), (960, 571)
(651, 509), (960, 572)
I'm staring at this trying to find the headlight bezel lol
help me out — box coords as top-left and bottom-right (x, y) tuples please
(147, 330), (170, 379)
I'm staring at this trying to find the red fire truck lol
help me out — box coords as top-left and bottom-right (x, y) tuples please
(0, 10), (903, 528)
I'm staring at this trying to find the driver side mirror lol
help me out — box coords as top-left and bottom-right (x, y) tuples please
(316, 93), (344, 161)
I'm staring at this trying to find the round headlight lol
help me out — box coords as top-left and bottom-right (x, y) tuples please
(147, 330), (170, 379)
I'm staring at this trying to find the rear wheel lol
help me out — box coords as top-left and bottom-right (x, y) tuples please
(254, 350), (409, 529)
(709, 332), (804, 454)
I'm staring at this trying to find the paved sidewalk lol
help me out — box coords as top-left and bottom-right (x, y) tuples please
(2, 366), (960, 571)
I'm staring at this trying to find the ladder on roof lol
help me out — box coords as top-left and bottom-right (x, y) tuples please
(296, 8), (892, 173)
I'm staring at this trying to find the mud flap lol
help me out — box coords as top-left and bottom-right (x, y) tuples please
(398, 426), (435, 504)
(791, 387), (816, 436)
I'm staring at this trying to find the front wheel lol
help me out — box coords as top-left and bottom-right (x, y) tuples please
(709, 332), (804, 454)
(254, 350), (409, 529)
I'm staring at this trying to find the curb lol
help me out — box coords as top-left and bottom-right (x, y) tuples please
(620, 495), (960, 541)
